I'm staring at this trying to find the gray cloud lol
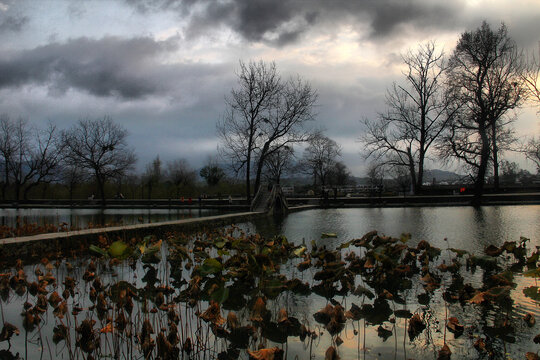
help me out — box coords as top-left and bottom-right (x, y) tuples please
(0, 14), (29, 32)
(124, 0), (464, 46)
(0, 36), (180, 99)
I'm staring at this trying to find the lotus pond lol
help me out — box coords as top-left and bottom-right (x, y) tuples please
(0, 206), (540, 359)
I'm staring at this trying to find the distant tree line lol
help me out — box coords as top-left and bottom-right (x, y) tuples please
(0, 116), (242, 203)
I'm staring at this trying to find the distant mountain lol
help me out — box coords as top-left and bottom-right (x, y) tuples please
(353, 169), (465, 186)
(256, 169), (466, 187)
(424, 169), (465, 183)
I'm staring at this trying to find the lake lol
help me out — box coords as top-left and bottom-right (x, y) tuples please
(0, 205), (539, 359)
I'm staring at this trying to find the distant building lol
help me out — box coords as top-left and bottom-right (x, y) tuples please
(281, 186), (294, 196)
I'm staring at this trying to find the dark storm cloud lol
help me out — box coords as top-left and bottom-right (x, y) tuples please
(124, 0), (463, 45)
(0, 14), (29, 32)
(0, 36), (180, 99)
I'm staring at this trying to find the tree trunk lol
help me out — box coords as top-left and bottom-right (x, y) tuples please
(491, 122), (500, 191)
(246, 152), (251, 203)
(254, 142), (270, 198)
(416, 148), (425, 195)
(474, 124), (490, 199)
(14, 181), (20, 201)
(69, 183), (74, 202)
(407, 149), (417, 195)
(23, 184), (32, 200)
(2, 168), (8, 200)
(96, 173), (106, 206)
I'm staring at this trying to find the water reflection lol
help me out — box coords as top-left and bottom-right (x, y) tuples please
(249, 206), (540, 252)
(0, 207), (224, 231)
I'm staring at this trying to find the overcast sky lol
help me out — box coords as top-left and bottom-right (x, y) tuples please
(0, 0), (539, 176)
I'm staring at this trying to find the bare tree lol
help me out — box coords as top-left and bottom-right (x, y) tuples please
(262, 145), (294, 184)
(251, 75), (316, 194)
(441, 22), (524, 197)
(0, 115), (16, 199)
(330, 161), (352, 187)
(218, 61), (281, 202)
(62, 117), (136, 205)
(500, 160), (519, 184)
(522, 43), (540, 107)
(300, 133), (342, 188)
(390, 165), (412, 195)
(218, 60), (316, 201)
(20, 122), (65, 200)
(62, 164), (88, 201)
(143, 155), (162, 199)
(521, 45), (540, 173)
(366, 162), (385, 193)
(525, 138), (540, 172)
(361, 42), (452, 195)
(0, 116), (64, 200)
(166, 158), (196, 198)
(199, 157), (226, 187)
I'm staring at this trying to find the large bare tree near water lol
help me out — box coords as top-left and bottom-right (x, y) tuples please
(440, 22), (524, 197)
(62, 117), (136, 205)
(361, 42), (452, 194)
(218, 60), (316, 202)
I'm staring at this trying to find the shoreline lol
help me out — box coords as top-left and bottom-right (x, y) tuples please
(1, 192), (539, 210)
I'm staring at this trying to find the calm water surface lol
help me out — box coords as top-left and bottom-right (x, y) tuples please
(0, 207), (224, 230)
(250, 205), (540, 253)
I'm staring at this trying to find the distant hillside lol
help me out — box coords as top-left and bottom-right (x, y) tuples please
(353, 169), (465, 186)
(424, 169), (465, 183)
(257, 169), (466, 187)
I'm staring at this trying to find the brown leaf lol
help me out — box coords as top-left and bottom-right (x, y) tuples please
(183, 337), (192, 354)
(297, 257), (311, 271)
(100, 323), (113, 334)
(250, 297), (268, 323)
(474, 338), (486, 352)
(199, 301), (225, 326)
(314, 304), (334, 325)
(48, 291), (62, 307)
(157, 331), (174, 359)
(53, 301), (68, 319)
(325, 346), (340, 360)
(524, 313), (536, 327)
(447, 317), (464, 334)
(421, 273), (440, 292)
(484, 244), (502, 257)
(247, 347), (284, 360)
(526, 353), (540, 360)
(408, 314), (425, 341)
(437, 344), (452, 360)
(0, 323), (20, 342)
(363, 257), (375, 269)
(378, 289), (393, 300)
(227, 312), (239, 329)
(468, 291), (488, 305)
(277, 308), (288, 324)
